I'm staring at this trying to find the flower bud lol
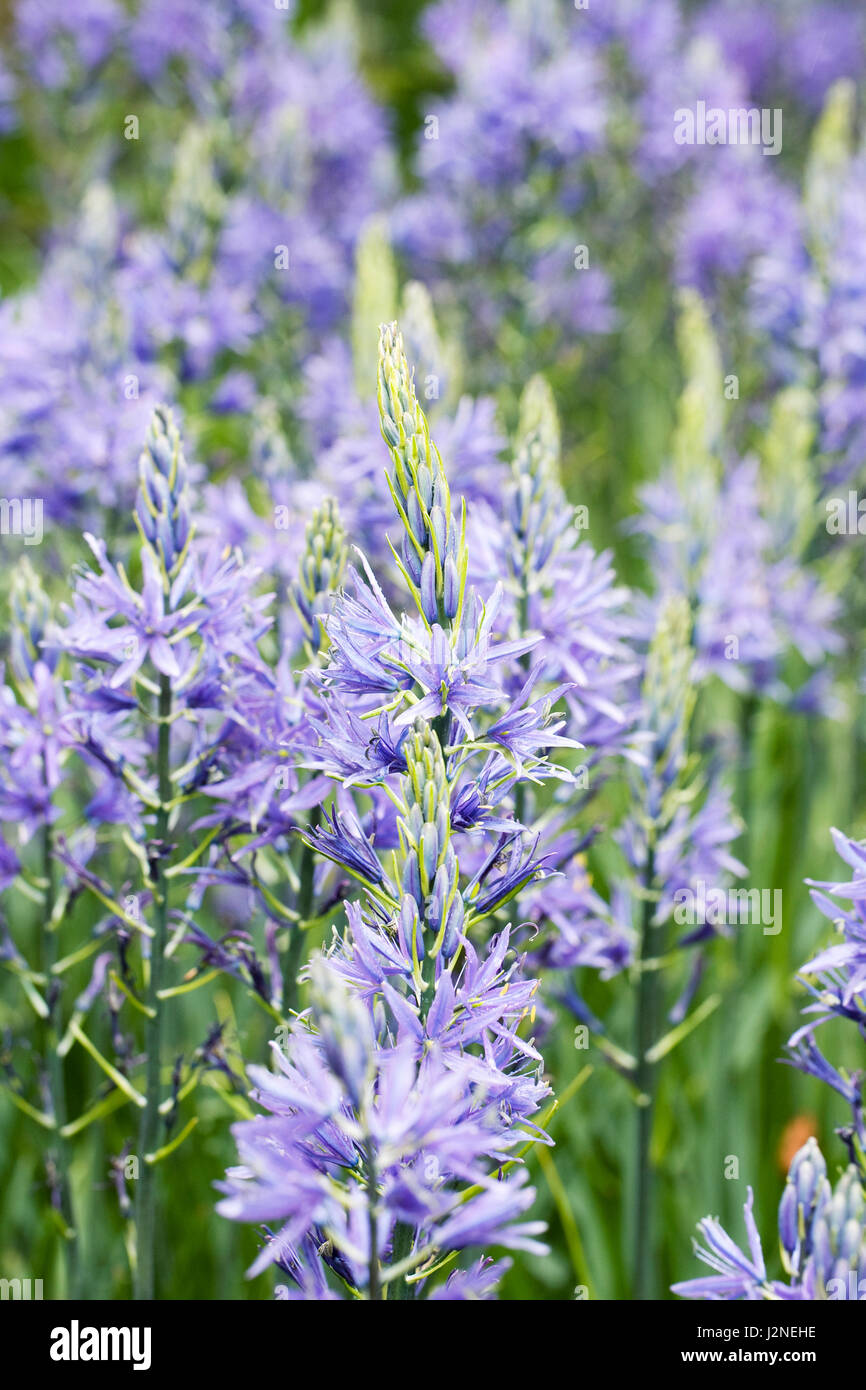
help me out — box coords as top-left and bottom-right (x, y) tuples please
(135, 406), (193, 581)
(779, 1138), (828, 1274)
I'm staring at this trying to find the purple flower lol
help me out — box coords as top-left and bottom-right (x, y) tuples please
(672, 1188), (768, 1300)
(429, 1255), (510, 1300)
(217, 955), (548, 1293)
(296, 806), (389, 893)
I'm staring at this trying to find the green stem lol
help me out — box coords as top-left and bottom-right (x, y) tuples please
(734, 690), (758, 1136)
(512, 583), (531, 903)
(388, 1221), (415, 1300)
(284, 805), (320, 1012)
(365, 1141), (381, 1301)
(431, 711), (450, 751)
(633, 844), (659, 1301)
(41, 817), (78, 1296)
(713, 691), (759, 1223)
(735, 693), (758, 940)
(133, 673), (172, 1301)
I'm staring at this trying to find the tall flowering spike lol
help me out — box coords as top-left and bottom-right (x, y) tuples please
(377, 322), (468, 629)
(394, 718), (463, 965)
(804, 79), (855, 265)
(10, 558), (55, 684)
(135, 405), (193, 582)
(352, 218), (398, 397)
(292, 497), (348, 656)
(671, 289), (723, 492)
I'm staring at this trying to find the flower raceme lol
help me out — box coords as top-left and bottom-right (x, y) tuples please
(217, 325), (581, 1297)
(30, 403), (278, 1298)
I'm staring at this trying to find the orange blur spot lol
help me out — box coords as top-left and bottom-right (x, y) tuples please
(777, 1113), (819, 1173)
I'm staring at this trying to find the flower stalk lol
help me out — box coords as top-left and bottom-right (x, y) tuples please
(133, 671), (172, 1301)
(41, 813), (79, 1296)
(633, 842), (659, 1302)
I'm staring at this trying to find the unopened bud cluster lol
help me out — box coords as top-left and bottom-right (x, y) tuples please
(394, 720), (463, 964)
(307, 956), (375, 1111)
(779, 1138), (830, 1275)
(135, 406), (193, 581)
(809, 1165), (866, 1296)
(10, 559), (54, 683)
(642, 594), (695, 813)
(377, 323), (466, 630)
(293, 497), (347, 653)
(506, 426), (567, 589)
